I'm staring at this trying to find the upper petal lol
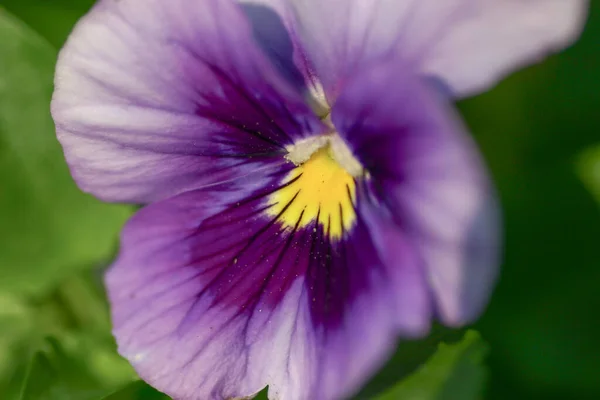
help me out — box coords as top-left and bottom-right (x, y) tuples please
(418, 0), (588, 97)
(331, 56), (501, 325)
(289, 0), (587, 100)
(52, 0), (324, 203)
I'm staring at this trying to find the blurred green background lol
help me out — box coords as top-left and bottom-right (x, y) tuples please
(0, 1), (599, 399)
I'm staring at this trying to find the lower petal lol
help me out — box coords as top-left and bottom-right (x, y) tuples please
(288, 0), (586, 101)
(107, 166), (431, 399)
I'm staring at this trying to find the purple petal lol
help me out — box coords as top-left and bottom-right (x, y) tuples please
(238, 1), (307, 92)
(238, 0), (327, 111)
(52, 0), (324, 203)
(290, 0), (587, 100)
(106, 156), (432, 399)
(331, 56), (501, 326)
(417, 0), (588, 97)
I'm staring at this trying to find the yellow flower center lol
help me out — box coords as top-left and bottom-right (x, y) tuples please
(268, 144), (357, 240)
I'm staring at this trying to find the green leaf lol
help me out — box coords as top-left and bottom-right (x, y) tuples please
(100, 381), (267, 400)
(15, 337), (115, 400)
(0, 294), (34, 398)
(354, 325), (465, 399)
(253, 388), (268, 400)
(100, 381), (170, 400)
(577, 144), (600, 205)
(373, 331), (488, 400)
(0, 9), (132, 295)
(0, 0), (95, 48)
(0, 273), (136, 399)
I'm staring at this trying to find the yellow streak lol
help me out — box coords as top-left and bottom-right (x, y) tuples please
(268, 147), (356, 239)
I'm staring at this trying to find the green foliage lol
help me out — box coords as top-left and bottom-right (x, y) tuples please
(374, 331), (488, 400)
(15, 337), (115, 400)
(0, 8), (132, 295)
(577, 144), (600, 205)
(0, 275), (136, 399)
(101, 381), (169, 400)
(0, 0), (95, 48)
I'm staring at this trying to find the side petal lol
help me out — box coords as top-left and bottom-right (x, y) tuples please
(290, 0), (587, 101)
(52, 0), (324, 203)
(331, 56), (501, 326)
(106, 170), (431, 400)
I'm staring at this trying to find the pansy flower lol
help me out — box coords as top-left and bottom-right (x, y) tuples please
(51, 0), (587, 399)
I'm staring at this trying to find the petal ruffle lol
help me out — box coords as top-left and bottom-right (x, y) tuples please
(106, 162), (431, 399)
(52, 0), (324, 203)
(332, 56), (501, 326)
(289, 0), (587, 100)
(418, 0), (588, 97)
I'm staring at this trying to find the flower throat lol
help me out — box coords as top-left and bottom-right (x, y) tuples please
(268, 136), (360, 240)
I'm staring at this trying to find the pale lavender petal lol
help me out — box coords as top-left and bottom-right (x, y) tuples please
(332, 56), (501, 326)
(52, 0), (324, 203)
(418, 0), (588, 97)
(290, 0), (587, 100)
